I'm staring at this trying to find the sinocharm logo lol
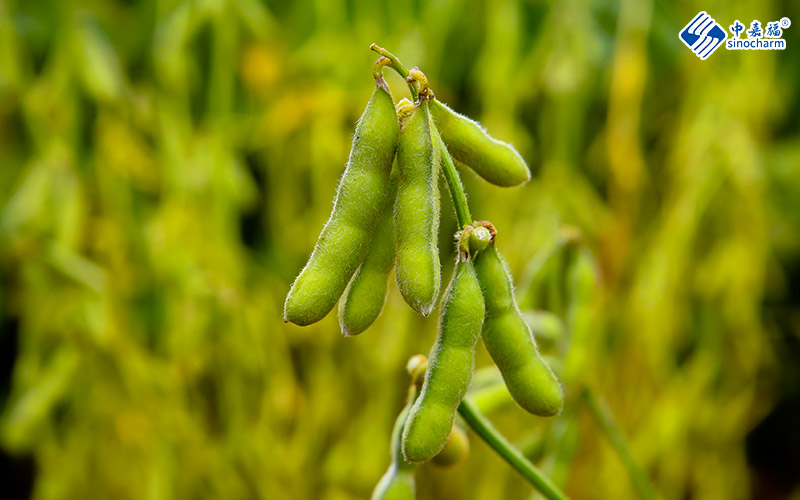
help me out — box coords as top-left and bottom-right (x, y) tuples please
(679, 12), (727, 60)
(680, 11), (791, 60)
(727, 18), (790, 51)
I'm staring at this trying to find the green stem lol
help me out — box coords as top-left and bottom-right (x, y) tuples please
(436, 132), (472, 228)
(582, 388), (662, 500)
(370, 44), (418, 100)
(458, 398), (570, 500)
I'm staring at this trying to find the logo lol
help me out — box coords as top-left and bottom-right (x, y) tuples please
(679, 12), (791, 59)
(726, 17), (790, 51)
(679, 12), (727, 60)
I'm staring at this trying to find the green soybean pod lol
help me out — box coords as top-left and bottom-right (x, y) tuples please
(394, 99), (441, 316)
(474, 243), (564, 416)
(284, 83), (399, 326)
(430, 99), (530, 187)
(338, 172), (397, 336)
(402, 260), (484, 462)
(372, 405), (416, 500)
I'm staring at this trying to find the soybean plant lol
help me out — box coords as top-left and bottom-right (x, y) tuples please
(284, 45), (579, 500)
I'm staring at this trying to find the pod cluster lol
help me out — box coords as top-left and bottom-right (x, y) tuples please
(284, 62), (532, 333)
(400, 224), (564, 465)
(283, 55), (563, 475)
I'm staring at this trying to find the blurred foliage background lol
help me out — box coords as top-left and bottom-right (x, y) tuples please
(1, 0), (799, 499)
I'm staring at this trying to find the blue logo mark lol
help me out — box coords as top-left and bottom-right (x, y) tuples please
(679, 11), (727, 60)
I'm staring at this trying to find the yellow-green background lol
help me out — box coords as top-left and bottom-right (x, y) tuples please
(1, 0), (799, 499)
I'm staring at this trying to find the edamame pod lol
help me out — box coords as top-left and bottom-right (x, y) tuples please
(474, 243), (564, 416)
(430, 99), (530, 187)
(402, 260), (484, 462)
(338, 172), (397, 336)
(372, 405), (416, 500)
(284, 83), (399, 326)
(394, 100), (441, 316)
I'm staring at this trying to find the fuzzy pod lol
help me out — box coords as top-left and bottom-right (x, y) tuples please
(402, 260), (484, 462)
(474, 243), (564, 416)
(371, 404), (416, 500)
(430, 99), (530, 187)
(394, 99), (441, 316)
(284, 84), (399, 326)
(338, 172), (397, 336)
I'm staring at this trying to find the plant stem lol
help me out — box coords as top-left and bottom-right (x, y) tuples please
(436, 132), (472, 227)
(582, 388), (662, 500)
(458, 398), (571, 500)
